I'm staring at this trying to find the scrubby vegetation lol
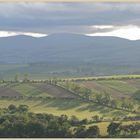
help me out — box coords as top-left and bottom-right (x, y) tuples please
(0, 76), (140, 137)
(0, 105), (139, 138)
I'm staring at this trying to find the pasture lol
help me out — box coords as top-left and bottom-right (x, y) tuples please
(0, 78), (139, 119)
(0, 77), (139, 137)
(76, 79), (140, 99)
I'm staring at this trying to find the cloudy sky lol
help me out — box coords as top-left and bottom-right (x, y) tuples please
(0, 2), (140, 40)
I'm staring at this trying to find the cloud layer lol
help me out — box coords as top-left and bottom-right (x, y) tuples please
(86, 25), (140, 40)
(0, 3), (140, 40)
(0, 31), (47, 37)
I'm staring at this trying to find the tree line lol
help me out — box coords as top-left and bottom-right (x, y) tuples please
(60, 82), (139, 113)
(0, 105), (139, 138)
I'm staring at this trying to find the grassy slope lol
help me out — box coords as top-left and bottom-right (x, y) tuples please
(13, 83), (52, 98)
(0, 98), (135, 119)
(0, 80), (139, 119)
(0, 80), (139, 137)
(77, 79), (140, 99)
(0, 98), (139, 136)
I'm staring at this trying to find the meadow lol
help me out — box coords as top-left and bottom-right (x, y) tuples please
(0, 75), (140, 137)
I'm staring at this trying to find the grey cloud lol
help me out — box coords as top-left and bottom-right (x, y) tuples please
(0, 3), (140, 34)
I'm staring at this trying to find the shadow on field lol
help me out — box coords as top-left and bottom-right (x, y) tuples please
(31, 98), (120, 114)
(76, 103), (114, 114)
(32, 98), (83, 110)
(111, 110), (128, 117)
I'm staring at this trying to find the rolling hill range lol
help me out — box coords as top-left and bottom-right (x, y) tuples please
(0, 33), (140, 66)
(0, 33), (140, 79)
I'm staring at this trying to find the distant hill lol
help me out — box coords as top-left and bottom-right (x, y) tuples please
(0, 33), (140, 66)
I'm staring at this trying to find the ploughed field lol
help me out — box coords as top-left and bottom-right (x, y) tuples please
(31, 83), (77, 98)
(0, 83), (21, 97)
(0, 78), (140, 137)
(0, 83), (76, 99)
(76, 79), (140, 100)
(0, 78), (139, 120)
(0, 78), (140, 103)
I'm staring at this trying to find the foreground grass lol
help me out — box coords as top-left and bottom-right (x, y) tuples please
(0, 98), (136, 120)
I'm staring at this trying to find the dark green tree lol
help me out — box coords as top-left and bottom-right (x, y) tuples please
(74, 126), (87, 138)
(107, 122), (121, 137)
(86, 125), (100, 138)
(18, 105), (29, 113)
(8, 104), (17, 114)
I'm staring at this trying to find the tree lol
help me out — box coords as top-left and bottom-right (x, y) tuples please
(8, 104), (17, 114)
(92, 115), (100, 122)
(46, 120), (72, 137)
(119, 123), (140, 136)
(127, 101), (134, 111)
(25, 121), (46, 137)
(86, 125), (100, 138)
(14, 74), (19, 82)
(133, 123), (140, 134)
(74, 126), (87, 138)
(111, 99), (118, 108)
(58, 114), (68, 124)
(107, 122), (121, 137)
(73, 85), (81, 92)
(95, 93), (103, 103)
(18, 105), (29, 113)
(102, 93), (111, 105)
(82, 88), (91, 99)
(121, 99), (129, 110)
(69, 115), (79, 125)
(120, 124), (130, 136)
(23, 74), (29, 82)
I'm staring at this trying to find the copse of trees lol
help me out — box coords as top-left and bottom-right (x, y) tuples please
(74, 125), (100, 138)
(107, 122), (140, 137)
(0, 105), (100, 138)
(0, 105), (139, 138)
(8, 104), (29, 114)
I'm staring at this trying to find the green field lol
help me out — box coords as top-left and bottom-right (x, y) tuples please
(0, 78), (140, 119)
(76, 79), (140, 99)
(0, 98), (135, 120)
(0, 77), (140, 137)
(1, 63), (140, 80)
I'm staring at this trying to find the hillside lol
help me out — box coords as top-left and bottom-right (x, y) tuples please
(0, 33), (140, 66)
(0, 78), (139, 119)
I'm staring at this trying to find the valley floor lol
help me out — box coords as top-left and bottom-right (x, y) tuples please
(0, 76), (140, 137)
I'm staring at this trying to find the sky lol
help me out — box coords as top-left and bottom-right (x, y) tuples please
(0, 2), (140, 40)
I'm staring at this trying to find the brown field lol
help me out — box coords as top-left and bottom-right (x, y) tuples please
(77, 79), (140, 99)
(0, 86), (20, 97)
(78, 81), (129, 98)
(122, 79), (140, 89)
(31, 83), (77, 99)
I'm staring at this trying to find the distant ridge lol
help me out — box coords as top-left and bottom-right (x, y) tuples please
(0, 33), (140, 66)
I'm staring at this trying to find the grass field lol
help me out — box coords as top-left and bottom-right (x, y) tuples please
(0, 79), (139, 118)
(0, 77), (140, 137)
(0, 63), (140, 80)
(76, 79), (140, 99)
(0, 98), (135, 119)
(0, 98), (139, 136)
